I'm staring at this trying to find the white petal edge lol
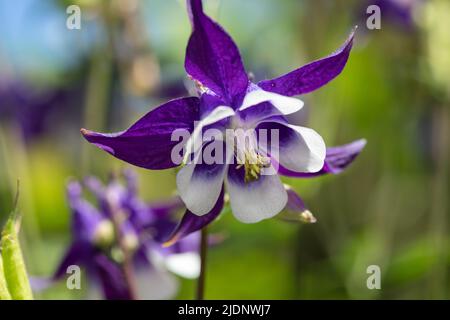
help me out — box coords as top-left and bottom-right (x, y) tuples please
(176, 162), (228, 216)
(226, 169), (288, 223)
(183, 105), (235, 163)
(135, 268), (179, 300)
(239, 88), (304, 115)
(260, 119), (326, 173)
(281, 123), (326, 173)
(164, 252), (200, 279)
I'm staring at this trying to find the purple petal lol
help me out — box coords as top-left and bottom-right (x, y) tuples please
(93, 255), (132, 300)
(123, 168), (138, 196)
(150, 197), (185, 219)
(324, 139), (367, 174)
(163, 187), (224, 247)
(199, 92), (227, 118)
(133, 243), (153, 268)
(67, 180), (83, 203)
(159, 232), (221, 256)
(185, 0), (249, 107)
(278, 139), (366, 178)
(149, 218), (178, 244)
(31, 242), (93, 292)
(285, 188), (307, 213)
(83, 176), (110, 215)
(81, 97), (200, 170)
(281, 188), (317, 223)
(367, 0), (416, 29)
(29, 277), (54, 292)
(165, 232), (202, 255)
(67, 182), (104, 242)
(137, 197), (185, 242)
(84, 176), (105, 199)
(53, 242), (93, 279)
(258, 28), (355, 96)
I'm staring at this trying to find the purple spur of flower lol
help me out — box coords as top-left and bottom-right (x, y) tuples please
(81, 0), (365, 245)
(34, 171), (203, 300)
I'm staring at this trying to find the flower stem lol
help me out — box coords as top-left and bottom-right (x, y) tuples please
(109, 206), (139, 300)
(120, 251), (139, 301)
(196, 227), (208, 300)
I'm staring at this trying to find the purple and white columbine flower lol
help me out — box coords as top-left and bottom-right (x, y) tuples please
(81, 0), (365, 245)
(35, 170), (202, 300)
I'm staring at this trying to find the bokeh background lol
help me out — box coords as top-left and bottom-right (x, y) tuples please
(0, 0), (449, 299)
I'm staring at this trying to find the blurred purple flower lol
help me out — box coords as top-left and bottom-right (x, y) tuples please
(81, 0), (365, 245)
(34, 170), (203, 300)
(0, 79), (72, 142)
(364, 0), (423, 29)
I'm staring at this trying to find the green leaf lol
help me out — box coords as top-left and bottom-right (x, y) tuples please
(1, 214), (33, 300)
(0, 254), (12, 300)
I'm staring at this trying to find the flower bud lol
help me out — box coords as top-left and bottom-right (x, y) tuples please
(299, 210), (317, 224)
(93, 220), (115, 248)
(122, 232), (139, 253)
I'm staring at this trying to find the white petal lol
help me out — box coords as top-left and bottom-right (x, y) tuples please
(226, 167), (288, 223)
(283, 124), (326, 172)
(139, 249), (180, 300)
(239, 88), (304, 115)
(184, 106), (235, 162)
(135, 268), (179, 300)
(164, 252), (200, 279)
(176, 162), (227, 215)
(260, 120), (326, 173)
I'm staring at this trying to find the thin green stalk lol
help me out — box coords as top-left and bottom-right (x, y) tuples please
(196, 227), (208, 300)
(108, 196), (138, 300)
(428, 106), (449, 298)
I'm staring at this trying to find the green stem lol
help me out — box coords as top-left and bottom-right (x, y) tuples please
(428, 106), (449, 298)
(109, 208), (139, 300)
(196, 227), (208, 300)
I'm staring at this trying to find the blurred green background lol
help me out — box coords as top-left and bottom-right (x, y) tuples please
(0, 0), (449, 299)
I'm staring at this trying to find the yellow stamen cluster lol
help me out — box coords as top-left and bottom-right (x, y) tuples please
(237, 150), (270, 183)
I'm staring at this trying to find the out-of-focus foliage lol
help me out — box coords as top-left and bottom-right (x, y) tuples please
(0, 252), (12, 300)
(422, 0), (450, 98)
(1, 209), (34, 300)
(0, 0), (449, 299)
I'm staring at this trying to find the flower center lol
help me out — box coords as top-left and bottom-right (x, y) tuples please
(230, 117), (271, 183)
(234, 135), (270, 183)
(236, 150), (270, 183)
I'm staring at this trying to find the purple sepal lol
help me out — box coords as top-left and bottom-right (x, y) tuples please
(81, 97), (200, 170)
(94, 255), (132, 300)
(185, 0), (249, 107)
(258, 28), (356, 96)
(163, 187), (224, 246)
(278, 139), (366, 178)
